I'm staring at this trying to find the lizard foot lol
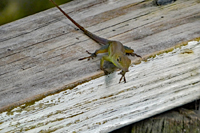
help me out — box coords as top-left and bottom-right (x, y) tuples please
(127, 53), (142, 58)
(100, 67), (110, 75)
(78, 50), (97, 61)
(118, 71), (126, 83)
(103, 69), (110, 75)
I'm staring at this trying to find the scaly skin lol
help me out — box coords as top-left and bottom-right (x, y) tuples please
(49, 0), (141, 83)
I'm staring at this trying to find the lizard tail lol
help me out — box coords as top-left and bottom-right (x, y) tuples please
(49, 0), (110, 45)
(49, 0), (85, 31)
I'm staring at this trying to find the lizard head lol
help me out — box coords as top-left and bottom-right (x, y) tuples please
(114, 55), (131, 72)
(113, 55), (131, 83)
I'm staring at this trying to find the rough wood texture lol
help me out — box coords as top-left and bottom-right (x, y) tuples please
(131, 109), (200, 133)
(1, 0), (200, 111)
(0, 0), (200, 131)
(0, 40), (200, 132)
(111, 107), (200, 133)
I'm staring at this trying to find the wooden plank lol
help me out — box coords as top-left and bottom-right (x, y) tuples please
(0, 40), (199, 132)
(0, 0), (200, 119)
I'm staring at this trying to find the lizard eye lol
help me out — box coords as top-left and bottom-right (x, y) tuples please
(117, 56), (121, 62)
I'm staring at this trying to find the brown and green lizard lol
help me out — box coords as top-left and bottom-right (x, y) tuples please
(49, 0), (141, 83)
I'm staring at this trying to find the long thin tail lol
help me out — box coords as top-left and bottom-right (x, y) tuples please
(49, 0), (110, 45)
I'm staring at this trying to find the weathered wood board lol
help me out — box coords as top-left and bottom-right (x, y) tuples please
(0, 0), (200, 131)
(0, 40), (200, 132)
(1, 0), (200, 111)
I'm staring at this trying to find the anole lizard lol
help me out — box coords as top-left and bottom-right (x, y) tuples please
(49, 0), (141, 83)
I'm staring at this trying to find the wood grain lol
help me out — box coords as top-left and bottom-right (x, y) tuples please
(0, 40), (199, 132)
(0, 0), (200, 124)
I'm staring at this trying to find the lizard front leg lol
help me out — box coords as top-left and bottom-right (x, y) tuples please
(118, 70), (126, 83)
(100, 55), (110, 70)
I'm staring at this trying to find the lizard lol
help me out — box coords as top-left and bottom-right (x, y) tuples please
(49, 0), (141, 83)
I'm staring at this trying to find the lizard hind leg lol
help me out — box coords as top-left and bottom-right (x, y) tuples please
(128, 53), (142, 58)
(124, 46), (142, 58)
(78, 45), (109, 61)
(78, 51), (96, 61)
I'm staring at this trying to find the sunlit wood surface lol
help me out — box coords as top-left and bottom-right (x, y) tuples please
(0, 0), (200, 132)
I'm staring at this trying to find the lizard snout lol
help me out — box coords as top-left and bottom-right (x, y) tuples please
(123, 67), (129, 73)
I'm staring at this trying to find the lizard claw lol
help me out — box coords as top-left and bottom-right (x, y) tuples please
(86, 50), (92, 54)
(118, 71), (126, 83)
(78, 56), (91, 61)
